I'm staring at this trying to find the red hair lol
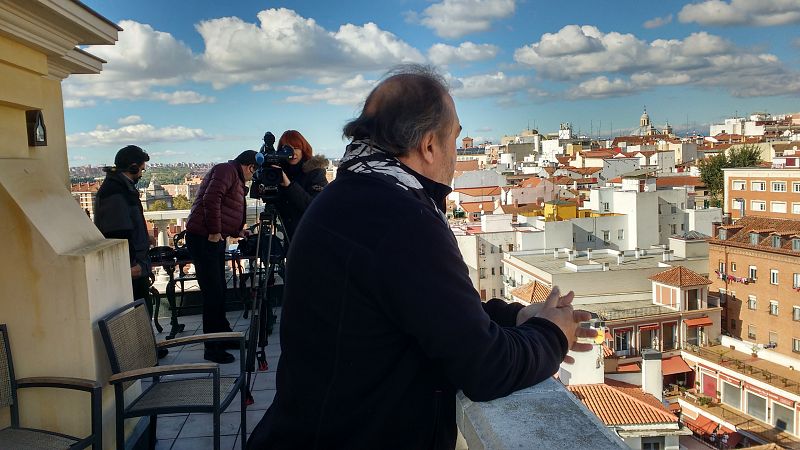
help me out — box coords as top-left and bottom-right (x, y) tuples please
(278, 130), (313, 162)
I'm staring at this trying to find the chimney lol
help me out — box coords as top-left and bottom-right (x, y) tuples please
(567, 249), (574, 262)
(711, 222), (721, 239)
(617, 254), (624, 265)
(602, 262), (609, 271)
(641, 350), (663, 402)
(553, 248), (559, 259)
(662, 250), (672, 262)
(635, 248), (641, 259)
(586, 249), (593, 260)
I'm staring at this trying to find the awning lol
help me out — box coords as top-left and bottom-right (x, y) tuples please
(717, 427), (743, 448)
(614, 327), (632, 334)
(683, 414), (717, 435)
(685, 317), (713, 328)
(662, 355), (693, 375)
(639, 324), (660, 331)
(605, 330), (612, 341)
(618, 362), (641, 373)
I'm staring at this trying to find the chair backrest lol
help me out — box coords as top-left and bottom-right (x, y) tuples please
(98, 300), (157, 377)
(0, 325), (16, 409)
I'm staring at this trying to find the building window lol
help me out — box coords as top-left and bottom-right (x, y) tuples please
(680, 223), (685, 231)
(670, 224), (677, 234)
(794, 273), (800, 289)
(718, 229), (727, 240)
(507, 244), (513, 252)
(748, 324), (756, 340)
(750, 232), (761, 244)
(793, 182), (800, 193)
(746, 392), (768, 422)
(479, 244), (485, 255)
(732, 180), (746, 190)
(732, 198), (744, 212)
(602, 202), (609, 212)
(499, 266), (503, 275)
(794, 306), (800, 321)
(748, 295), (757, 310)
(770, 269), (779, 285)
(770, 301), (779, 316)
(615, 330), (631, 354)
(793, 203), (800, 215)
(618, 229), (624, 240)
(771, 181), (787, 192)
(771, 201), (787, 214)
(749, 266), (757, 280)
(588, 233), (595, 242)
(794, 338), (800, 353)
(769, 331), (778, 347)
(773, 402), (795, 434)
(772, 235), (782, 248)
(793, 239), (800, 252)
(751, 201), (766, 211)
(492, 288), (496, 298)
(719, 262), (726, 273)
(731, 262), (736, 272)
(722, 381), (742, 410)
(602, 230), (610, 242)
(751, 181), (766, 191)
(491, 267), (495, 276)
(479, 268), (486, 279)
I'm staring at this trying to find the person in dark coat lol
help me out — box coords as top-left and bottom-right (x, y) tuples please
(246, 65), (597, 449)
(185, 150), (258, 364)
(94, 145), (167, 358)
(273, 130), (329, 242)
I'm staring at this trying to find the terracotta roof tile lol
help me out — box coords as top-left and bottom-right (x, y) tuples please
(711, 216), (800, 256)
(648, 266), (711, 287)
(520, 177), (543, 188)
(655, 176), (705, 188)
(459, 201), (495, 213)
(510, 280), (552, 303)
(454, 160), (479, 172)
(568, 382), (678, 426)
(454, 186), (501, 197)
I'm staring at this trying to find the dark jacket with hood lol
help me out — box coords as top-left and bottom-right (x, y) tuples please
(247, 155), (568, 449)
(276, 155), (329, 240)
(186, 160), (248, 238)
(94, 171), (151, 276)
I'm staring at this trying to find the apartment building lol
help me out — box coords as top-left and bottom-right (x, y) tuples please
(709, 216), (800, 361)
(723, 167), (800, 220)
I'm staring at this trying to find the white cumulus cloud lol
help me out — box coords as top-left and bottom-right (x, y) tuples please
(643, 14), (673, 29)
(195, 9), (424, 89)
(451, 72), (530, 99)
(67, 123), (212, 147)
(63, 20), (213, 106)
(117, 115), (142, 125)
(678, 0), (800, 26)
(428, 42), (499, 65)
(514, 25), (800, 99)
(283, 75), (376, 106)
(419, 0), (515, 39)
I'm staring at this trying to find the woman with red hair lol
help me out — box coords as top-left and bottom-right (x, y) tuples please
(274, 130), (329, 240)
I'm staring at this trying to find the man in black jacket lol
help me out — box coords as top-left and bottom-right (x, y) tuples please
(247, 65), (596, 449)
(94, 145), (166, 358)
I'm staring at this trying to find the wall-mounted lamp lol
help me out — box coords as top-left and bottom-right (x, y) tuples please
(25, 110), (47, 146)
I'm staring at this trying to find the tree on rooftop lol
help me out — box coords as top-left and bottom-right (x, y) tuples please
(172, 194), (191, 210)
(149, 200), (169, 211)
(699, 144), (762, 207)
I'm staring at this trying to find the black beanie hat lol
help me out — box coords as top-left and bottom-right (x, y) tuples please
(234, 150), (259, 166)
(114, 145), (150, 168)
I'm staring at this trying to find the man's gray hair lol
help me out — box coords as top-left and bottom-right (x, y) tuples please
(343, 64), (452, 157)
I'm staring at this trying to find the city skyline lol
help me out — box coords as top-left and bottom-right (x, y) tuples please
(65, 0), (800, 166)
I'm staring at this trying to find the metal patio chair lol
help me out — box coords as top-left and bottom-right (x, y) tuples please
(98, 300), (246, 450)
(0, 324), (102, 449)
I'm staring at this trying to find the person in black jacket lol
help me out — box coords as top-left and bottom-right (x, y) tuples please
(94, 145), (167, 358)
(246, 65), (597, 450)
(273, 130), (329, 242)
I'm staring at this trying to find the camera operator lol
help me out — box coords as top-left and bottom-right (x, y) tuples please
(185, 150), (258, 364)
(272, 130), (329, 241)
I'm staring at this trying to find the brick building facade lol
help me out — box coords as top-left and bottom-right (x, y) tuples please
(723, 167), (800, 220)
(709, 216), (800, 360)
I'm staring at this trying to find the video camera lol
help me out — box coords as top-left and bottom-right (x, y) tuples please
(250, 131), (295, 202)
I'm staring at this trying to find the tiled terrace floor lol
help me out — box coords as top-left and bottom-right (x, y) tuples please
(148, 307), (281, 450)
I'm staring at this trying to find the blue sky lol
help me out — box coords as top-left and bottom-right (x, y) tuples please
(65, 0), (800, 166)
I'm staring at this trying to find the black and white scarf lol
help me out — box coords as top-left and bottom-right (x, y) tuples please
(339, 139), (447, 222)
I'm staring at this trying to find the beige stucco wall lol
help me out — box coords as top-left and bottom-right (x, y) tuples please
(0, 30), (132, 449)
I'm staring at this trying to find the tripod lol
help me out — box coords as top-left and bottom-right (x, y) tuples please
(242, 203), (286, 405)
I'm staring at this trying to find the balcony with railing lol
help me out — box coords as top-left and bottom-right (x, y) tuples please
(682, 344), (800, 396)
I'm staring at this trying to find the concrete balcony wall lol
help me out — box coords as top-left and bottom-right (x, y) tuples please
(456, 378), (628, 449)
